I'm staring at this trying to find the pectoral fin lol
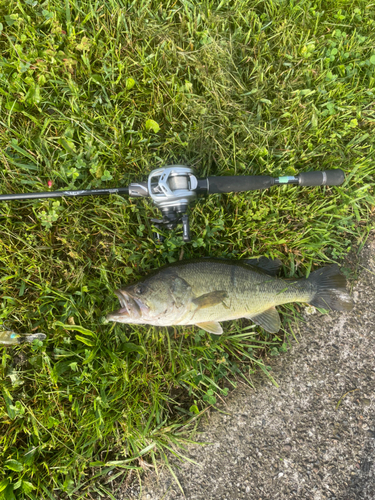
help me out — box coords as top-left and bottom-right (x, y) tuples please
(192, 290), (228, 310)
(195, 321), (223, 335)
(246, 307), (281, 333)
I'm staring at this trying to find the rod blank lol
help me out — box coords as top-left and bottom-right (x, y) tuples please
(0, 187), (129, 201)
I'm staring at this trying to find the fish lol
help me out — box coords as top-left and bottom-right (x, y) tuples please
(0, 330), (46, 346)
(106, 258), (353, 334)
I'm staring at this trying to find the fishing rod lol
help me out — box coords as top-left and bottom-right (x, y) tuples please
(0, 166), (345, 242)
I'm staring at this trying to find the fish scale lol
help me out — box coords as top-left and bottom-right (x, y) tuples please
(171, 261), (313, 325)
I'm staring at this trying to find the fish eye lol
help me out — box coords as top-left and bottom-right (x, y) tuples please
(135, 285), (145, 295)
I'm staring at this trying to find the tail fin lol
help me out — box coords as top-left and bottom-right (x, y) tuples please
(308, 264), (353, 312)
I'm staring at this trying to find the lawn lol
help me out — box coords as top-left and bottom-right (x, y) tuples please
(0, 0), (374, 498)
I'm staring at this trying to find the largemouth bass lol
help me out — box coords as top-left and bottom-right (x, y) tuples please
(106, 258), (353, 334)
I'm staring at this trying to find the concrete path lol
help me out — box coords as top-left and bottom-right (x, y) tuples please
(121, 236), (375, 500)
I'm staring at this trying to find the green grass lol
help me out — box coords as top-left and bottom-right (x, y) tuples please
(0, 0), (374, 497)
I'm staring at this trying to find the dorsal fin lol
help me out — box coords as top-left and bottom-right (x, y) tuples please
(243, 257), (282, 276)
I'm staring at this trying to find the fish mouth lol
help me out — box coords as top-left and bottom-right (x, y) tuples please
(106, 290), (148, 322)
(115, 290), (131, 312)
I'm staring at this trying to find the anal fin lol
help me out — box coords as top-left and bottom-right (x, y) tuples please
(195, 321), (223, 335)
(245, 307), (281, 333)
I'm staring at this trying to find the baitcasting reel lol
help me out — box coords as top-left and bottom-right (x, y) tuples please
(0, 165), (345, 241)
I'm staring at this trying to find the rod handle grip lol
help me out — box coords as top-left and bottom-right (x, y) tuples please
(298, 169), (345, 186)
